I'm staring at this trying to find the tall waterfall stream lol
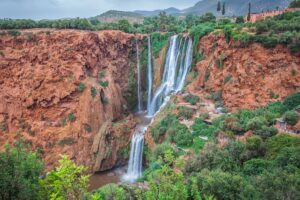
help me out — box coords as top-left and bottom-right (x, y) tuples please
(123, 35), (193, 182)
(89, 35), (193, 189)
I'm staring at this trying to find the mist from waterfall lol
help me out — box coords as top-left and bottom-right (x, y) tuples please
(123, 35), (193, 183)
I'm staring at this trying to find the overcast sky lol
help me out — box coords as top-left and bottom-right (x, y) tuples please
(0, 0), (200, 20)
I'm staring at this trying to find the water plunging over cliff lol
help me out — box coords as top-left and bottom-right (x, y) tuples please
(148, 35), (193, 116)
(147, 36), (153, 114)
(136, 39), (142, 112)
(123, 35), (193, 182)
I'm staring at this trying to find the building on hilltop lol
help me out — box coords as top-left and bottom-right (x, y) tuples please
(245, 7), (300, 23)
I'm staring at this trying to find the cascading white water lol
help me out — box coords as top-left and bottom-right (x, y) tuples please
(123, 35), (193, 182)
(146, 36), (153, 113)
(122, 125), (146, 182)
(148, 35), (193, 116)
(136, 39), (142, 112)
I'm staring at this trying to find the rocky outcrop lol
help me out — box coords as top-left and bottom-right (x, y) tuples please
(0, 29), (141, 172)
(192, 33), (300, 111)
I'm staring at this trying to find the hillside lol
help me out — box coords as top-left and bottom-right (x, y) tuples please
(95, 10), (144, 23)
(184, 0), (293, 16)
(134, 7), (181, 17)
(95, 0), (293, 19)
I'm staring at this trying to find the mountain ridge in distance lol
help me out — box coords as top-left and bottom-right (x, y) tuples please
(96, 0), (293, 23)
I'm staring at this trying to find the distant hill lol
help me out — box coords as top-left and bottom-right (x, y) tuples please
(95, 10), (144, 23)
(94, 0), (293, 23)
(183, 0), (293, 16)
(134, 7), (181, 17)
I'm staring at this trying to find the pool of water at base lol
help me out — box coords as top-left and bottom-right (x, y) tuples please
(89, 166), (127, 191)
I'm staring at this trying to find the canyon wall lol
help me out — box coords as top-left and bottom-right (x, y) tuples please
(0, 29), (143, 172)
(192, 33), (300, 111)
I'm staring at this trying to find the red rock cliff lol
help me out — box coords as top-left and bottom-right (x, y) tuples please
(0, 29), (142, 172)
(193, 33), (300, 111)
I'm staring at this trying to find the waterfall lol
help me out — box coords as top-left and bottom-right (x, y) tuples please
(136, 39), (142, 112)
(148, 35), (193, 116)
(146, 36), (153, 114)
(122, 125), (146, 182)
(123, 35), (193, 183)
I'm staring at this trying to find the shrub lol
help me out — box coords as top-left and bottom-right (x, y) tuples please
(246, 136), (264, 151)
(152, 143), (179, 163)
(266, 134), (300, 159)
(7, 29), (21, 37)
(183, 93), (200, 105)
(151, 114), (177, 143)
(77, 83), (86, 92)
(195, 169), (250, 200)
(246, 116), (268, 131)
(262, 36), (278, 48)
(68, 112), (76, 123)
(283, 92), (300, 110)
(243, 159), (273, 175)
(41, 155), (89, 200)
(99, 80), (109, 88)
(91, 87), (97, 98)
(199, 112), (209, 120)
(0, 142), (43, 200)
(279, 31), (294, 44)
(219, 52), (226, 70)
(255, 126), (278, 140)
(291, 69), (297, 76)
(173, 126), (193, 147)
(146, 165), (188, 200)
(177, 106), (195, 119)
(224, 75), (232, 84)
(192, 118), (218, 137)
(283, 111), (299, 126)
(235, 16), (245, 24)
(210, 90), (222, 102)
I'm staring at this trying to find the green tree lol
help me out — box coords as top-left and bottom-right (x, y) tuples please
(247, 3), (251, 21)
(289, 0), (300, 8)
(235, 16), (245, 23)
(159, 11), (168, 32)
(283, 110), (299, 126)
(222, 2), (226, 15)
(118, 19), (133, 33)
(145, 165), (188, 200)
(0, 141), (44, 200)
(217, 1), (221, 12)
(41, 155), (90, 200)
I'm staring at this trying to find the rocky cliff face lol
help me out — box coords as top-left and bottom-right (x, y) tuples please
(193, 33), (300, 111)
(0, 29), (142, 172)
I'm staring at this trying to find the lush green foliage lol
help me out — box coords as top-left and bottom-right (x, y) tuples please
(284, 110), (299, 125)
(78, 83), (86, 92)
(183, 93), (200, 105)
(0, 142), (43, 200)
(41, 155), (89, 200)
(177, 106), (195, 119)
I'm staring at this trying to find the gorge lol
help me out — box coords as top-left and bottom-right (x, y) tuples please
(0, 6), (300, 198)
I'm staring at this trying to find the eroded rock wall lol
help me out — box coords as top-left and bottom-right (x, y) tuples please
(0, 29), (142, 172)
(193, 33), (300, 111)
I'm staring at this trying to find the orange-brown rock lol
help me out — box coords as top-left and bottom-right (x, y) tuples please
(193, 33), (300, 111)
(0, 29), (141, 172)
